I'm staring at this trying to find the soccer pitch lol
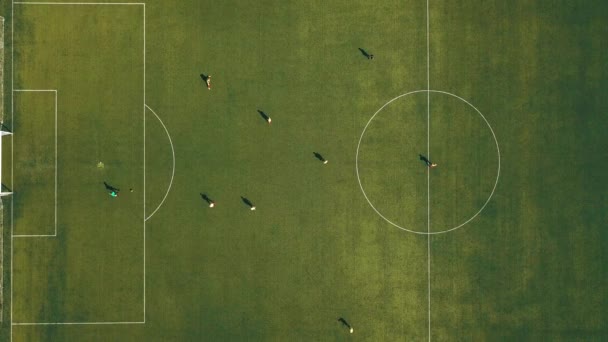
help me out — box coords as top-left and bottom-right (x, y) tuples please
(1, 0), (607, 341)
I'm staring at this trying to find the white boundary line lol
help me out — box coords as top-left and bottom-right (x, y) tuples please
(142, 3), (146, 321)
(12, 89), (57, 238)
(1, 16), (4, 324)
(10, 0), (14, 338)
(426, 1), (431, 340)
(144, 105), (175, 222)
(10, 2), (147, 332)
(15, 2), (145, 5)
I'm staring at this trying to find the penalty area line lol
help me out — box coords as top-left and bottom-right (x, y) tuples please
(13, 321), (145, 326)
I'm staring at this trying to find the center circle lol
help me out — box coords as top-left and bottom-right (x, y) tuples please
(356, 90), (500, 234)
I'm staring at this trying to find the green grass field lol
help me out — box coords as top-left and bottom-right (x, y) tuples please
(1, 0), (607, 341)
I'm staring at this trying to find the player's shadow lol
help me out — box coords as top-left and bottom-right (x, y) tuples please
(104, 181), (119, 192)
(338, 317), (351, 327)
(200, 74), (209, 85)
(257, 110), (270, 122)
(358, 48), (370, 59)
(419, 154), (430, 165)
(313, 152), (326, 162)
(241, 196), (254, 208)
(200, 193), (212, 205)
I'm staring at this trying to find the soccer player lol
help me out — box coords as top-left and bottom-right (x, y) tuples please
(206, 75), (211, 90)
(104, 182), (120, 197)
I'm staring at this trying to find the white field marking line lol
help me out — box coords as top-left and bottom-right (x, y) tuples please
(142, 3), (146, 321)
(13, 321), (145, 326)
(355, 90), (501, 234)
(0, 209), (1, 325)
(426, 0), (431, 340)
(11, 4), (147, 330)
(12, 89), (58, 238)
(15, 2), (145, 5)
(0, 14), (4, 325)
(11, 0), (14, 338)
(144, 105), (175, 222)
(12, 89), (54, 91)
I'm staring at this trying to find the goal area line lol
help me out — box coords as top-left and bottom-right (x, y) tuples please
(12, 89), (57, 238)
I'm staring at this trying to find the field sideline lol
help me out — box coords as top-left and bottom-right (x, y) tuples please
(1, 0), (607, 341)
